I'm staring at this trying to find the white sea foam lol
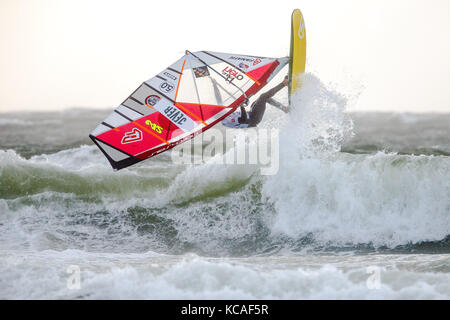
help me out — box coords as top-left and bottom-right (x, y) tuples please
(262, 74), (450, 247)
(1, 252), (448, 299)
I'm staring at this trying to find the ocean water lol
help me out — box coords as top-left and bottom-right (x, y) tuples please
(0, 74), (449, 299)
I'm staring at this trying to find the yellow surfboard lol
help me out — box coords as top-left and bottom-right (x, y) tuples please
(289, 9), (307, 102)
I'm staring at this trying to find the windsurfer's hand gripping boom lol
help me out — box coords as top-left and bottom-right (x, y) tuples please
(267, 76), (289, 113)
(222, 75), (290, 129)
(237, 75), (289, 126)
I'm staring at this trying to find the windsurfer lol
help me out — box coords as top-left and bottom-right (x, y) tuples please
(229, 76), (289, 128)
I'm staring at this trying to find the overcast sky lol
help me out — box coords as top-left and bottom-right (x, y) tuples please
(1, 0), (449, 113)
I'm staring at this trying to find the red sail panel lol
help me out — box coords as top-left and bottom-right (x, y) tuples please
(177, 102), (227, 123)
(246, 62), (277, 81)
(96, 113), (184, 157)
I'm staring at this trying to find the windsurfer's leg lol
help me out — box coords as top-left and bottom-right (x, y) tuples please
(247, 82), (285, 127)
(257, 82), (286, 103)
(248, 100), (265, 127)
(238, 105), (249, 124)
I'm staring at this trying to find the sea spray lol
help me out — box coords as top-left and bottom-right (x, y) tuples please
(262, 74), (450, 248)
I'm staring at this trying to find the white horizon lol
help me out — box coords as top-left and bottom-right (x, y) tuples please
(1, 0), (449, 113)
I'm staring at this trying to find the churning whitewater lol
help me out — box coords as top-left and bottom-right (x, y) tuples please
(0, 74), (449, 299)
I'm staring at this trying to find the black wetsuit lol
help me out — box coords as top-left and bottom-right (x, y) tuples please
(238, 82), (286, 127)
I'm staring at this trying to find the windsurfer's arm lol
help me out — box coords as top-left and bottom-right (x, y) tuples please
(267, 98), (289, 113)
(259, 82), (285, 101)
(258, 77), (289, 113)
(258, 77), (288, 101)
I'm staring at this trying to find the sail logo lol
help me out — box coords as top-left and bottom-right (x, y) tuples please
(163, 71), (177, 81)
(253, 58), (262, 66)
(298, 15), (305, 39)
(230, 56), (262, 66)
(152, 100), (196, 132)
(145, 119), (163, 134)
(163, 105), (188, 127)
(121, 128), (143, 144)
(239, 62), (249, 69)
(222, 66), (244, 83)
(193, 66), (210, 78)
(145, 95), (161, 107)
(230, 56), (254, 63)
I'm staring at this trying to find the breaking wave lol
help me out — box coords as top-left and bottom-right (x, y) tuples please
(1, 74), (449, 256)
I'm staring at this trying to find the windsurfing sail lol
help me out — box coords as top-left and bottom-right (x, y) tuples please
(89, 50), (288, 170)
